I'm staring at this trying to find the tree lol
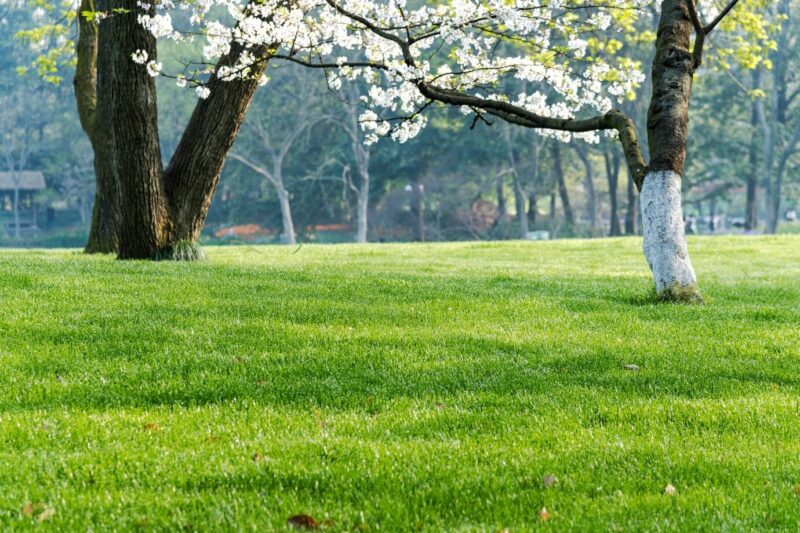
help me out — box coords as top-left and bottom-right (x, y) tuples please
(75, 0), (120, 253)
(230, 68), (327, 245)
(247, 0), (757, 301)
(90, 0), (280, 259)
(330, 81), (374, 243)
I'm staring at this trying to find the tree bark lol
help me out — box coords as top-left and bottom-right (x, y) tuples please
(163, 41), (270, 244)
(76, 0), (120, 253)
(641, 0), (701, 302)
(99, 2), (272, 259)
(104, 0), (169, 259)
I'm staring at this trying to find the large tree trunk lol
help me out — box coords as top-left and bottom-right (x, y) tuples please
(100, 2), (271, 259)
(105, 0), (170, 259)
(604, 147), (622, 236)
(75, 0), (121, 253)
(163, 41), (269, 245)
(552, 142), (574, 227)
(641, 0), (701, 302)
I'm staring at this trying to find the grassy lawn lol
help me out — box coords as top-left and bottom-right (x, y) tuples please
(0, 236), (799, 531)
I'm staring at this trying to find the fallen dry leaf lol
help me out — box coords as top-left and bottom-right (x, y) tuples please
(623, 364), (640, 372)
(288, 514), (319, 529)
(664, 483), (677, 496)
(539, 507), (551, 522)
(38, 507), (56, 522)
(142, 423), (161, 431)
(22, 502), (53, 521)
(543, 474), (558, 488)
(793, 484), (800, 495)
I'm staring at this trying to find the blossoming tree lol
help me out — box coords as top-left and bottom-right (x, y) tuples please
(91, 0), (766, 300)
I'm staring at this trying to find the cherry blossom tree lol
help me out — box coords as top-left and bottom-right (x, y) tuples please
(91, 0), (769, 300)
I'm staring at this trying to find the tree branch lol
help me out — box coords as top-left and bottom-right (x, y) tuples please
(704, 0), (741, 34)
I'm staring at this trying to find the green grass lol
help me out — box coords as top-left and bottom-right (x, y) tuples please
(1, 236), (799, 531)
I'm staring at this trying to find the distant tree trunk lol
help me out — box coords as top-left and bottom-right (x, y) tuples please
(355, 179), (369, 243)
(493, 173), (507, 232)
(276, 187), (296, 244)
(745, 69), (760, 231)
(353, 136), (371, 243)
(625, 173), (638, 235)
(503, 124), (528, 238)
(527, 192), (537, 228)
(414, 180), (425, 242)
(75, 0), (120, 253)
(100, 1), (270, 259)
(13, 181), (20, 239)
(709, 196), (717, 232)
(526, 139), (543, 229)
(511, 171), (528, 238)
(604, 147), (622, 236)
(551, 142), (574, 227)
(574, 144), (597, 230)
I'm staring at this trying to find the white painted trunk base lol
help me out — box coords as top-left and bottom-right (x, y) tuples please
(639, 171), (699, 296)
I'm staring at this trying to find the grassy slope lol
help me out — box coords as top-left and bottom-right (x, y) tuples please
(0, 236), (799, 531)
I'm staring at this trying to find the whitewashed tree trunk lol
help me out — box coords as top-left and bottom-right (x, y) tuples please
(640, 171), (701, 301)
(276, 188), (296, 245)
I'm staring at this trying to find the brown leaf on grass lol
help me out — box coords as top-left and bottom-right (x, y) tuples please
(623, 364), (640, 372)
(22, 502), (53, 521)
(288, 514), (319, 529)
(538, 507), (551, 521)
(252, 452), (269, 463)
(38, 508), (56, 522)
(792, 484), (800, 495)
(142, 423), (161, 431)
(543, 474), (558, 488)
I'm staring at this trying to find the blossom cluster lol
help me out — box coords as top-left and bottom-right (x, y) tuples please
(129, 0), (649, 143)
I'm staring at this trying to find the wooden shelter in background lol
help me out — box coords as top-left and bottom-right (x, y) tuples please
(0, 171), (46, 233)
